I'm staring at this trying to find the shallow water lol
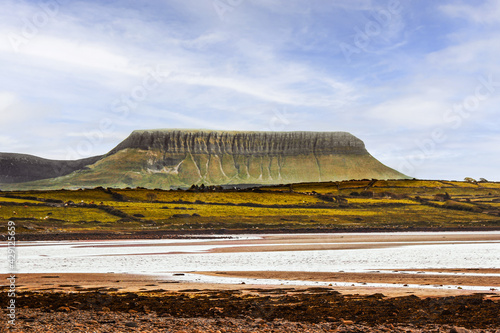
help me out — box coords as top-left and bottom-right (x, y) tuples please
(2, 232), (500, 290)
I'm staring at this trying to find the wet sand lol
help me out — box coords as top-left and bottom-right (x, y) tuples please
(199, 269), (500, 286)
(3, 272), (499, 298)
(32, 231), (500, 254)
(206, 232), (500, 252)
(198, 271), (500, 296)
(2, 273), (261, 293)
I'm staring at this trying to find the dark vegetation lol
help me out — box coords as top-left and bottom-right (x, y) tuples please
(1, 289), (499, 329)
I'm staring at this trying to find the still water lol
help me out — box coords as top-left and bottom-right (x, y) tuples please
(3, 232), (499, 276)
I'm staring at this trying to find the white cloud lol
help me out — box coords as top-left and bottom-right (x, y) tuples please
(0, 30), (144, 76)
(0, 92), (16, 112)
(25, 36), (135, 75)
(167, 71), (355, 108)
(367, 97), (448, 128)
(440, 0), (500, 24)
(426, 37), (500, 74)
(0, 135), (21, 151)
(0, 92), (56, 127)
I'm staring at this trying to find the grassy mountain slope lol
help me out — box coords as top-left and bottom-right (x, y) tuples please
(1, 149), (408, 190)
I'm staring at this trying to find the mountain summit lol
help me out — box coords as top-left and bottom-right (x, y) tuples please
(0, 129), (408, 189)
(109, 129), (367, 156)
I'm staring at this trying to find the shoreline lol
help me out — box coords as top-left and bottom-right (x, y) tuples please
(3, 271), (500, 298)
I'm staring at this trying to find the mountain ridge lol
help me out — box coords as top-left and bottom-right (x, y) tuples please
(108, 129), (368, 156)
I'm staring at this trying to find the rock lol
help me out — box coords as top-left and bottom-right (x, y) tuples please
(441, 309), (452, 316)
(340, 318), (354, 325)
(56, 306), (70, 312)
(125, 321), (139, 327)
(450, 327), (470, 333)
(172, 214), (192, 218)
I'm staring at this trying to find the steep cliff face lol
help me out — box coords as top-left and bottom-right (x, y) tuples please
(1, 129), (408, 190)
(109, 130), (368, 156)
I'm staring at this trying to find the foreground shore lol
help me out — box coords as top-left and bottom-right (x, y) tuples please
(2, 272), (500, 332)
(2, 286), (500, 332)
(3, 307), (498, 332)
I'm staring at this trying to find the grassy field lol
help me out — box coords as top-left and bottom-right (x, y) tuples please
(1, 179), (499, 235)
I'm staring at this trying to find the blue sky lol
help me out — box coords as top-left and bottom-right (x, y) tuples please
(1, 0), (499, 181)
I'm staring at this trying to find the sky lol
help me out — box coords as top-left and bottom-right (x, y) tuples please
(1, 0), (499, 181)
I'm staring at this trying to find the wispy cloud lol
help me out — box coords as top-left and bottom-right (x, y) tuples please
(440, 0), (500, 24)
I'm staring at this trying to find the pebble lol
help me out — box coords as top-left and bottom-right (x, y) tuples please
(3, 308), (497, 333)
(125, 321), (139, 327)
(56, 306), (70, 312)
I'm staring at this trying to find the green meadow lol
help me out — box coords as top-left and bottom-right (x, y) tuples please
(1, 179), (499, 234)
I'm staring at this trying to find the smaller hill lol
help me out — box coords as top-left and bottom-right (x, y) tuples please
(0, 153), (102, 184)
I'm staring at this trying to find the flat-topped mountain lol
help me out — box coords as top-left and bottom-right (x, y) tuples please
(0, 129), (408, 189)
